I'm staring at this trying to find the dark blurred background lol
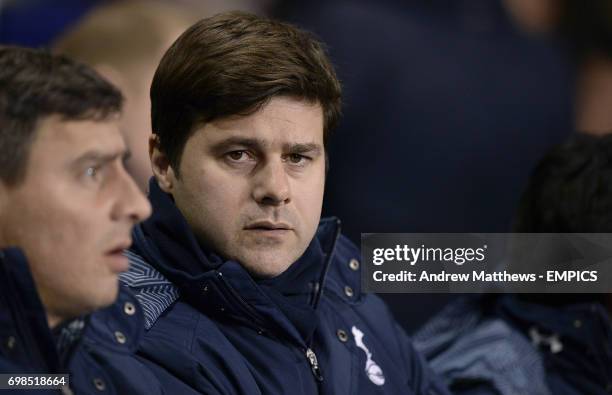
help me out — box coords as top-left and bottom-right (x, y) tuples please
(3, 0), (611, 333)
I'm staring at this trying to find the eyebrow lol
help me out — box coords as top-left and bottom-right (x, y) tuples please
(285, 142), (322, 156)
(71, 148), (129, 167)
(211, 137), (322, 156)
(210, 137), (264, 153)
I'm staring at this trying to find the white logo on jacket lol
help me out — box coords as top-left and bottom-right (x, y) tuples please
(352, 326), (385, 386)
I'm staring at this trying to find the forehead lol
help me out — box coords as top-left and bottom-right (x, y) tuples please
(30, 115), (125, 162)
(197, 97), (324, 146)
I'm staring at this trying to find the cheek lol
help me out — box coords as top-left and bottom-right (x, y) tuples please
(16, 188), (101, 261)
(11, 202), (88, 294)
(178, 168), (247, 233)
(293, 172), (325, 225)
(31, 207), (94, 266)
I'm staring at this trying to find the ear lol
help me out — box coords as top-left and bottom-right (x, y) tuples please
(149, 134), (177, 194)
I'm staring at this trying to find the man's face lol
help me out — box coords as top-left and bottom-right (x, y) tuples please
(155, 96), (325, 278)
(0, 116), (151, 327)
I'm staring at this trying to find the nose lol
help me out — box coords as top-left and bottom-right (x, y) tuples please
(112, 167), (152, 223)
(252, 159), (291, 206)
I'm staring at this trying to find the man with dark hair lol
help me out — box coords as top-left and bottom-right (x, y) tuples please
(0, 46), (160, 394)
(121, 11), (450, 394)
(415, 134), (612, 395)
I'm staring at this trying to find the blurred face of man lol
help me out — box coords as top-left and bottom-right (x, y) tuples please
(152, 96), (325, 278)
(0, 116), (151, 328)
(111, 28), (187, 193)
(119, 63), (155, 193)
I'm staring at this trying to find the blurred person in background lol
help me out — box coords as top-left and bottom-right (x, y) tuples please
(0, 46), (159, 394)
(415, 133), (612, 395)
(53, 0), (195, 192)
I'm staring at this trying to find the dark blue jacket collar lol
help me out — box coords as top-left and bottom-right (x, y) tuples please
(133, 179), (342, 345)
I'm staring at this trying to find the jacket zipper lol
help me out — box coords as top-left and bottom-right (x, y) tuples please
(305, 220), (341, 384)
(311, 218), (342, 310)
(305, 347), (324, 382)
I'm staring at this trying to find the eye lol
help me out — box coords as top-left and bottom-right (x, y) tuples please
(225, 150), (255, 164)
(227, 151), (247, 161)
(82, 163), (107, 184)
(286, 153), (310, 165)
(85, 166), (99, 179)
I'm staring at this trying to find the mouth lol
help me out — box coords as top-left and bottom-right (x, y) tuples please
(244, 221), (293, 236)
(105, 240), (132, 273)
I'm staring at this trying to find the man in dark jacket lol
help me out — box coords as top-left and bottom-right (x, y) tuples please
(415, 134), (612, 395)
(0, 46), (162, 394)
(120, 11), (450, 395)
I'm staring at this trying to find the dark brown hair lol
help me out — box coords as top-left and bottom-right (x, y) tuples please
(514, 133), (612, 233)
(150, 11), (342, 173)
(558, 0), (612, 60)
(0, 46), (123, 186)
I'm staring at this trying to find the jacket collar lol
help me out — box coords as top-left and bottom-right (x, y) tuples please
(133, 179), (342, 345)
